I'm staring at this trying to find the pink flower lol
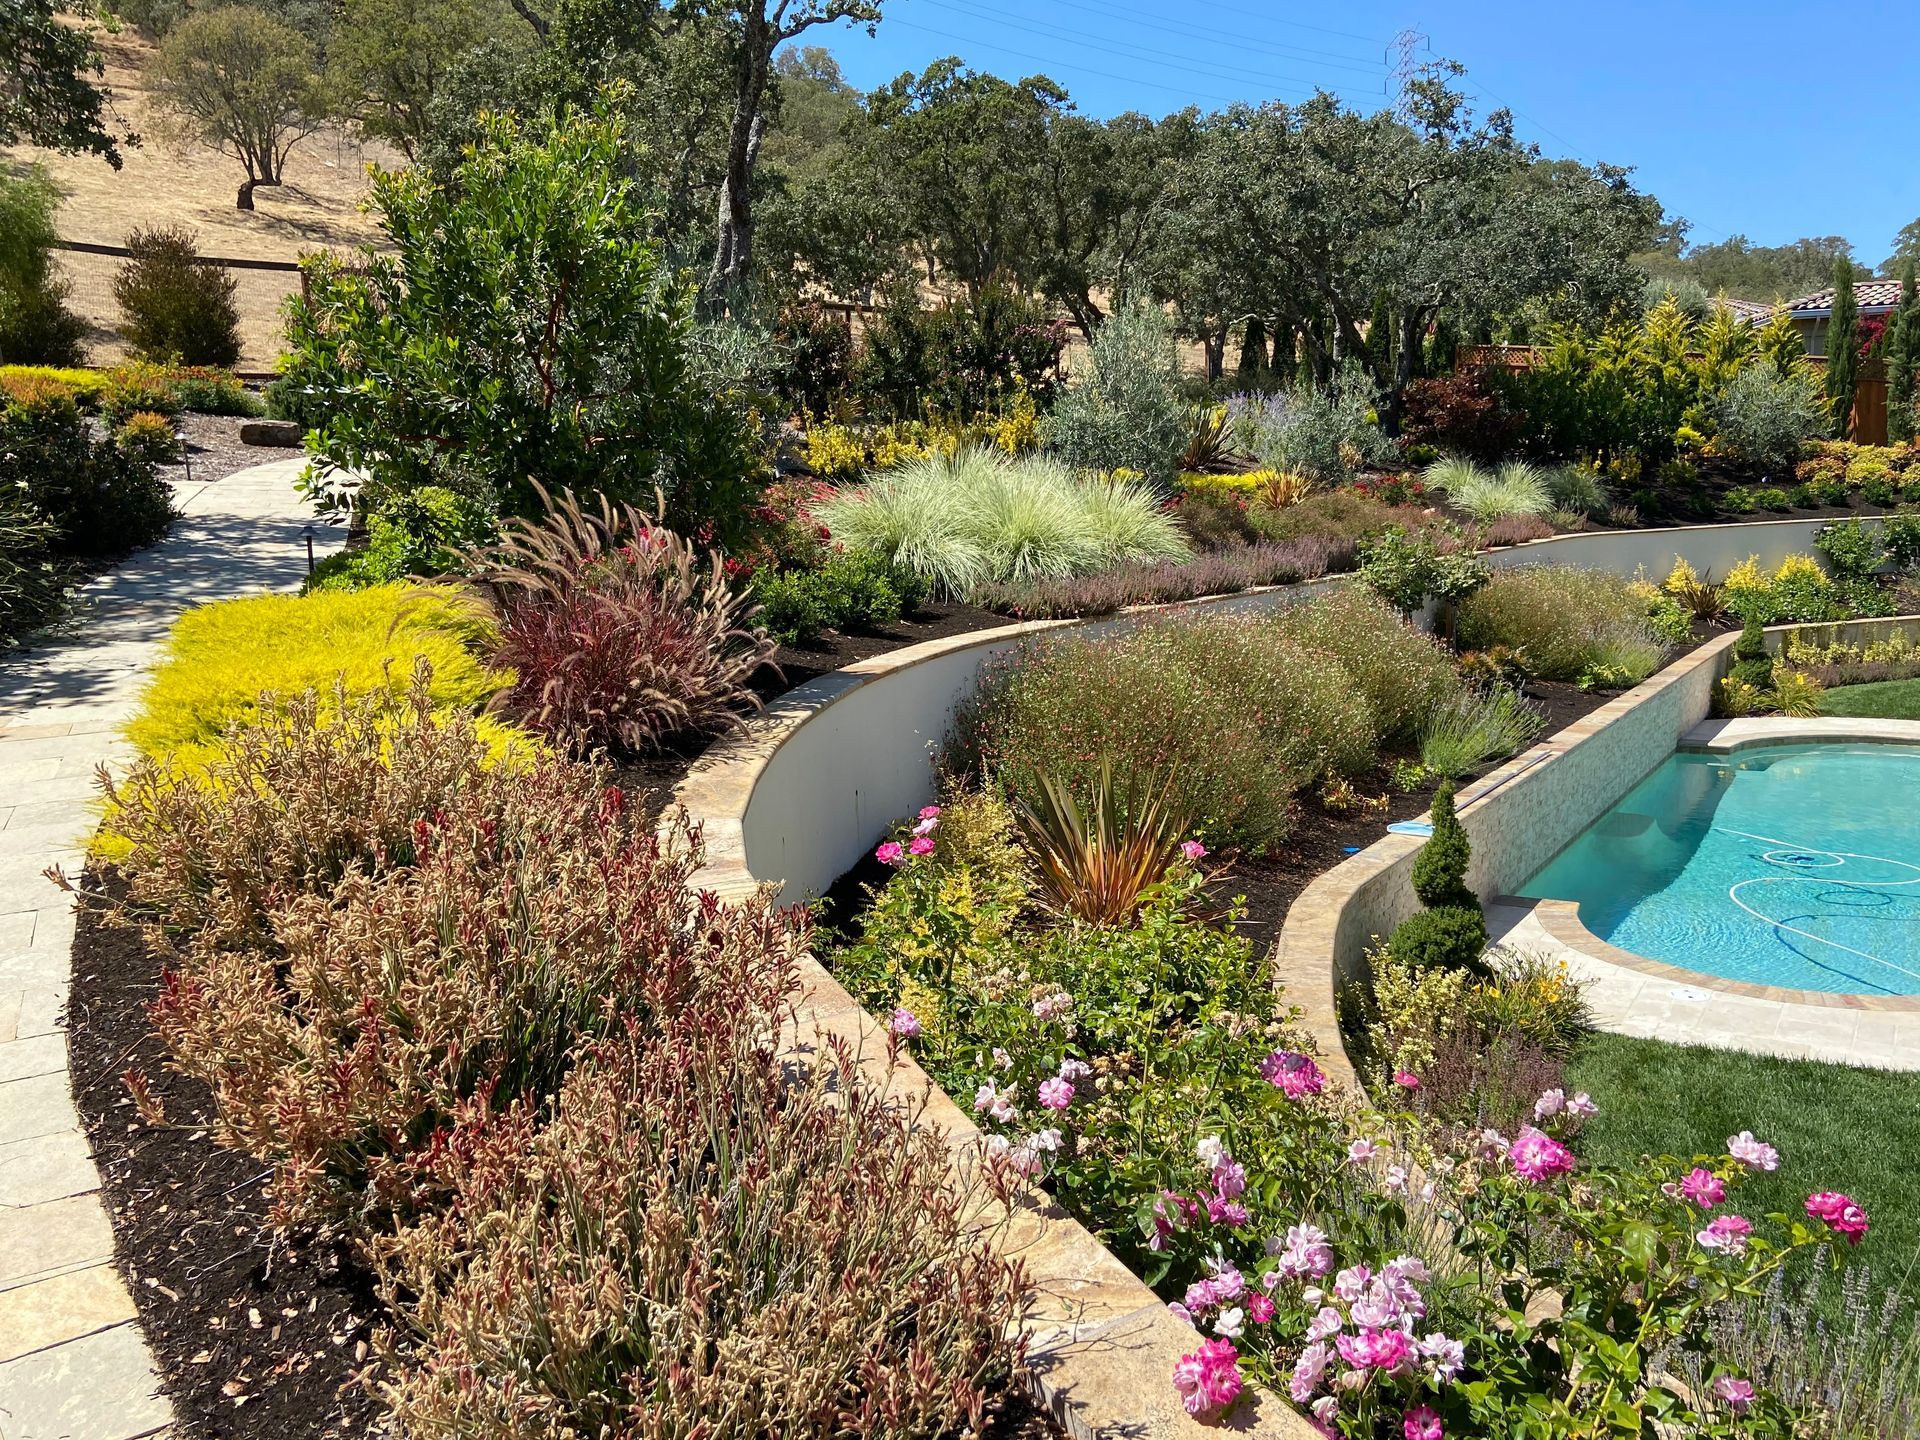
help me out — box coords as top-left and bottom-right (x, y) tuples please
(911, 814), (939, 836)
(907, 834), (935, 856)
(1680, 1167), (1726, 1209)
(1419, 1332), (1465, 1382)
(973, 1079), (1017, 1124)
(1031, 990), (1074, 1021)
(1261, 1050), (1326, 1098)
(1347, 1138), (1378, 1163)
(1312, 1396), (1339, 1426)
(1181, 839), (1209, 861)
(1205, 1194), (1250, 1227)
(1509, 1125), (1575, 1184)
(918, 804), (942, 820)
(888, 1007), (921, 1038)
(1806, 1191), (1870, 1244)
(874, 841), (905, 865)
(1171, 1337), (1242, 1418)
(1728, 1131), (1780, 1171)
(1058, 1058), (1092, 1082)
(1697, 1214), (1753, 1254)
(1713, 1375), (1755, 1414)
(1289, 1340), (1332, 1402)
(1036, 1077), (1074, 1111)
(1393, 1070), (1421, 1091)
(1246, 1292), (1276, 1324)
(1336, 1327), (1413, 1373)
(1211, 1158), (1247, 1200)
(1275, 1223), (1334, 1279)
(1565, 1091), (1598, 1117)
(1304, 1305), (1342, 1342)
(1404, 1405), (1444, 1440)
(1533, 1087), (1566, 1120)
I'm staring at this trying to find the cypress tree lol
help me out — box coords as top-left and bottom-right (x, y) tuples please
(1825, 256), (1860, 439)
(1890, 259), (1918, 445)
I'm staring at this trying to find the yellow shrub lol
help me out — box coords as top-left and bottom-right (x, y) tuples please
(1176, 471), (1261, 496)
(1772, 553), (1826, 587)
(127, 584), (509, 761)
(1661, 556), (1700, 596)
(1768, 664), (1824, 718)
(989, 385), (1041, 456)
(802, 422), (867, 482)
(1723, 555), (1767, 603)
(0, 364), (107, 408)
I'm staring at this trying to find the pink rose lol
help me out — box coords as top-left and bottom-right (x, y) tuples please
(907, 834), (935, 856)
(1335, 1326), (1412, 1373)
(1260, 1050), (1326, 1098)
(1806, 1191), (1870, 1244)
(1696, 1214), (1753, 1253)
(1509, 1125), (1574, 1184)
(1036, 1077), (1074, 1111)
(1171, 1337), (1242, 1418)
(1728, 1131), (1779, 1171)
(888, 1007), (921, 1038)
(1181, 839), (1208, 861)
(874, 840), (905, 865)
(1393, 1070), (1421, 1091)
(1680, 1166), (1726, 1209)
(1404, 1404), (1444, 1440)
(1713, 1375), (1755, 1414)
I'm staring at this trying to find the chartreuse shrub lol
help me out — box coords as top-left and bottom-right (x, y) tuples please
(124, 584), (505, 764)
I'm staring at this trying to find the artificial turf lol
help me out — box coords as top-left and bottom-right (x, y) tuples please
(1565, 1032), (1920, 1290)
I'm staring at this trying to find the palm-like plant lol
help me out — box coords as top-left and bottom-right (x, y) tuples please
(1011, 762), (1193, 926)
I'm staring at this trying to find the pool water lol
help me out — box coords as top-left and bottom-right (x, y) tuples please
(1519, 743), (1920, 995)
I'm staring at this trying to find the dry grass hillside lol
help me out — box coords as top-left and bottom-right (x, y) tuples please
(4, 26), (397, 369)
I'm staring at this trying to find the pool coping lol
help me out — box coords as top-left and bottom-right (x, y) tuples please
(1517, 714), (1920, 1015)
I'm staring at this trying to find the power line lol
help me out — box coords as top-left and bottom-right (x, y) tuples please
(917, 0), (1384, 104)
(883, 16), (1249, 105)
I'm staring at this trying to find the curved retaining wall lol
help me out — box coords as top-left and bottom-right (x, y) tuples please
(666, 518), (1902, 1439)
(677, 514), (1889, 906)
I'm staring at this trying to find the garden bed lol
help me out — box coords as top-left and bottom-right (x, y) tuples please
(69, 867), (1066, 1440)
(168, 412), (303, 485)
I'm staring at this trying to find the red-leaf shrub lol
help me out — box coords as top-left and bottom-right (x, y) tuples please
(476, 485), (776, 754)
(1400, 372), (1522, 461)
(101, 670), (805, 1229)
(378, 1021), (1031, 1439)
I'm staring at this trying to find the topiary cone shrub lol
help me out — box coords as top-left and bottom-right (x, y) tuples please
(1729, 611), (1774, 690)
(1389, 779), (1488, 973)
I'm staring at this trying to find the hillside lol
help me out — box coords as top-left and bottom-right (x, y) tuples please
(3, 26), (398, 369)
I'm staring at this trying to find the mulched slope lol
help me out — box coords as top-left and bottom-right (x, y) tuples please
(66, 873), (384, 1440)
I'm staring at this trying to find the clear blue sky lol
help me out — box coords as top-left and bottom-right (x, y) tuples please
(810, 0), (1920, 266)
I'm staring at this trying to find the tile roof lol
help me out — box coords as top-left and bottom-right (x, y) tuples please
(1786, 279), (1907, 314)
(1714, 297), (1775, 325)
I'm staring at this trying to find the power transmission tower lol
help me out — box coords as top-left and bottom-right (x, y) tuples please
(1386, 28), (1431, 117)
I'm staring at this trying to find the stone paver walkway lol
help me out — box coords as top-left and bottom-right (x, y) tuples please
(0, 459), (342, 1440)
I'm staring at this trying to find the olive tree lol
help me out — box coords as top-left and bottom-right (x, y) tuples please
(150, 6), (327, 209)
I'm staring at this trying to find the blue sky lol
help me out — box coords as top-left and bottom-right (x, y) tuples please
(812, 0), (1920, 266)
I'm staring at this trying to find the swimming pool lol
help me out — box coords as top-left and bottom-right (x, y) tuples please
(1519, 743), (1920, 995)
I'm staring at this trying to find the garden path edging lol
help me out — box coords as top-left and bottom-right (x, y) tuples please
(0, 459), (343, 1440)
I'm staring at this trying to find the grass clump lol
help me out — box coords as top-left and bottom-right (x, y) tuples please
(819, 446), (1189, 597)
(1456, 566), (1667, 684)
(1424, 457), (1554, 523)
(952, 590), (1460, 853)
(1419, 686), (1547, 778)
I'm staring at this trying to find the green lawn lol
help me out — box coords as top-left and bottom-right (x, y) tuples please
(1566, 1033), (1920, 1288)
(1821, 676), (1920, 720)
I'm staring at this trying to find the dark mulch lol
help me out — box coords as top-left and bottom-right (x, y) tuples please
(65, 870), (384, 1440)
(168, 412), (303, 486)
(67, 867), (1062, 1440)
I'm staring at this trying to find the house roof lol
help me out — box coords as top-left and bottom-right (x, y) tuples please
(1714, 297), (1775, 325)
(1785, 279), (1906, 316)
